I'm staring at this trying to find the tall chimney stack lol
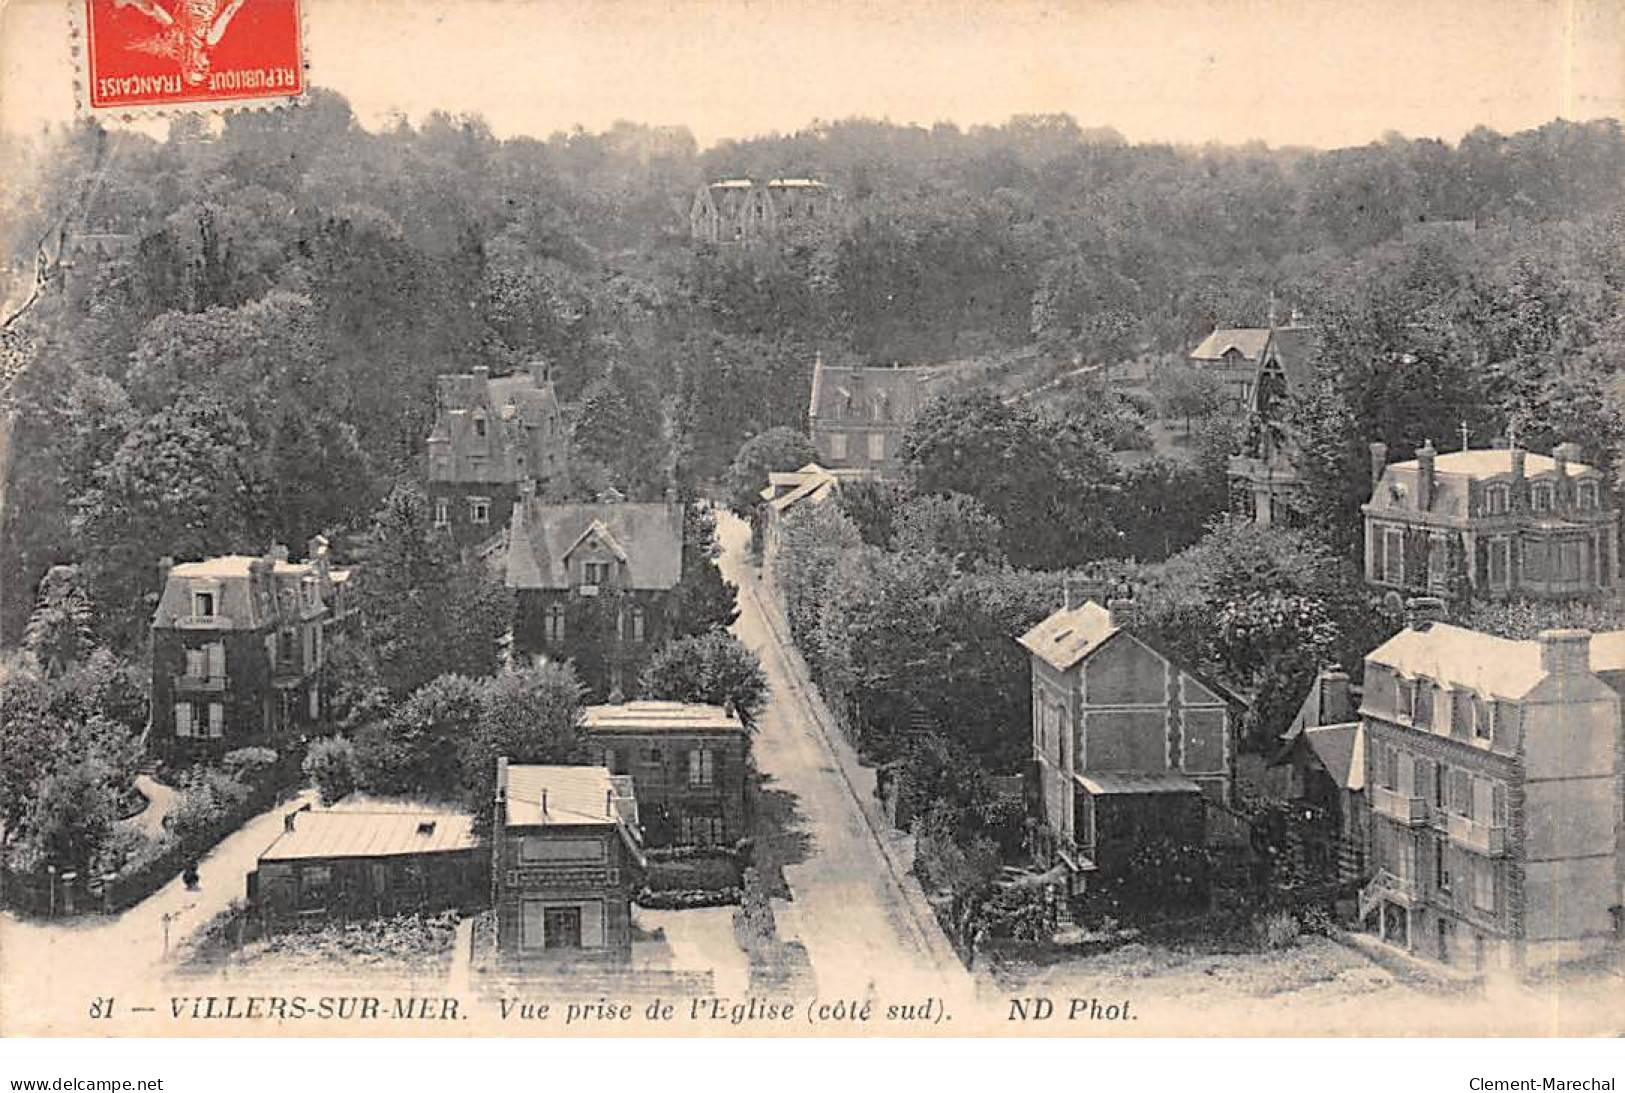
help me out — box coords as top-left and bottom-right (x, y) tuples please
(1416, 440), (1437, 511)
(1404, 596), (1447, 631)
(1370, 441), (1389, 489)
(1537, 629), (1591, 677)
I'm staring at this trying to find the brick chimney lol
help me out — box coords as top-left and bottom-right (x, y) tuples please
(495, 756), (509, 806)
(1369, 441), (1389, 489)
(1537, 629), (1591, 677)
(472, 365), (490, 385)
(1553, 441), (1582, 480)
(268, 543), (289, 562)
(1107, 597), (1136, 630)
(1511, 443), (1526, 483)
(1317, 668), (1353, 723)
(1416, 439), (1437, 511)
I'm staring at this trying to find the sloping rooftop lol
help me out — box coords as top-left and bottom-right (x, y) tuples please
(583, 701), (746, 735)
(1017, 601), (1121, 672)
(1366, 448), (1602, 518)
(504, 500), (683, 591)
(1189, 327), (1272, 362)
(504, 765), (631, 827)
(808, 359), (964, 424)
(1364, 623), (1548, 700)
(1266, 324), (1317, 396)
(1301, 723), (1365, 791)
(258, 810), (479, 863)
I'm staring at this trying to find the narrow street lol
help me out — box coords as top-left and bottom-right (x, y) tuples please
(715, 509), (970, 1002)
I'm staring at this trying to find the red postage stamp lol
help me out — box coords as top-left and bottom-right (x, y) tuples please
(82, 0), (305, 113)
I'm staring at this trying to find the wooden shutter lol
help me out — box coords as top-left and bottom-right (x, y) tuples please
(174, 703), (193, 737)
(580, 900), (605, 948)
(207, 642), (225, 678)
(208, 703), (224, 738)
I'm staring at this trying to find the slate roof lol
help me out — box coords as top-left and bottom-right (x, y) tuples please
(154, 549), (343, 631)
(1265, 324), (1317, 396)
(1363, 623), (1548, 700)
(807, 359), (962, 425)
(426, 366), (564, 485)
(1365, 448), (1601, 518)
(505, 500), (683, 591)
(583, 701), (746, 736)
(259, 810), (479, 862)
(1301, 724), (1365, 791)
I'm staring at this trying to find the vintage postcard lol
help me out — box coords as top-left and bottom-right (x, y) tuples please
(1, 0), (1623, 1050)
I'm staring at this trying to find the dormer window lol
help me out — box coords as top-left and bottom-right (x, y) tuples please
(472, 414), (488, 440)
(1531, 483), (1553, 513)
(1484, 484), (1509, 516)
(192, 589), (216, 618)
(469, 497), (491, 525)
(1577, 480), (1599, 510)
(584, 561), (610, 586)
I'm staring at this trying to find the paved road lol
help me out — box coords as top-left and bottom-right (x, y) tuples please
(0, 787), (314, 1035)
(717, 509), (969, 1004)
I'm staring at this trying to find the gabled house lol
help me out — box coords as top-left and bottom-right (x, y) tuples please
(425, 362), (568, 550)
(807, 356), (961, 476)
(505, 487), (685, 699)
(689, 178), (836, 243)
(756, 462), (870, 565)
(1017, 590), (1236, 895)
(1356, 617), (1625, 971)
(151, 537), (355, 763)
(491, 760), (644, 963)
(1221, 323), (1316, 526)
(1363, 439), (1619, 602)
(1269, 667), (1368, 884)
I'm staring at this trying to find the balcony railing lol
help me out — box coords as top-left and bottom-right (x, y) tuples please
(578, 584), (600, 597)
(1371, 785), (1430, 825)
(172, 614), (232, 629)
(1358, 868), (1421, 920)
(1445, 812), (1508, 857)
(173, 674), (227, 693)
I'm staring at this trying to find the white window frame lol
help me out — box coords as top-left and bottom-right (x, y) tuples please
(867, 432), (886, 462)
(175, 702), (194, 737)
(1577, 480), (1599, 510)
(433, 497), (450, 528)
(207, 702), (224, 738)
(631, 604), (645, 642)
(469, 496), (491, 525)
(1531, 482), (1553, 513)
(191, 588), (217, 618)
(185, 647), (208, 678)
(583, 561), (610, 586)
(688, 747), (716, 788)
(1484, 484), (1509, 516)
(828, 432), (847, 460)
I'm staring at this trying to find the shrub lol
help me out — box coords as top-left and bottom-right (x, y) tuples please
(166, 769), (252, 846)
(1254, 909), (1301, 951)
(644, 853), (742, 893)
(303, 736), (358, 805)
(221, 747), (279, 782)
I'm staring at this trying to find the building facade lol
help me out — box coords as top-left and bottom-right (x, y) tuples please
(689, 178), (836, 243)
(426, 362), (568, 550)
(582, 702), (751, 847)
(150, 538), (355, 764)
(1222, 324), (1316, 526)
(1363, 440), (1619, 602)
(505, 488), (685, 699)
(248, 805), (484, 919)
(1269, 668), (1368, 885)
(1358, 620), (1625, 971)
(492, 761), (644, 963)
(807, 356), (961, 476)
(1017, 593), (1236, 894)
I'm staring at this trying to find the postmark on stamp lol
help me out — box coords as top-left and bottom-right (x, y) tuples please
(81, 0), (305, 115)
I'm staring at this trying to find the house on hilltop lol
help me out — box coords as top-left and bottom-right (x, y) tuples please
(426, 361), (568, 550)
(1220, 323), (1317, 526)
(689, 177), (836, 243)
(504, 487), (685, 699)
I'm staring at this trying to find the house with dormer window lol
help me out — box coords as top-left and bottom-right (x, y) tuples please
(1363, 438), (1620, 602)
(425, 361), (568, 551)
(807, 355), (966, 476)
(504, 486), (684, 699)
(151, 537), (356, 764)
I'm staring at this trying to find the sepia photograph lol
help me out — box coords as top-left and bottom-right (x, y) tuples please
(1, 0), (1623, 1068)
